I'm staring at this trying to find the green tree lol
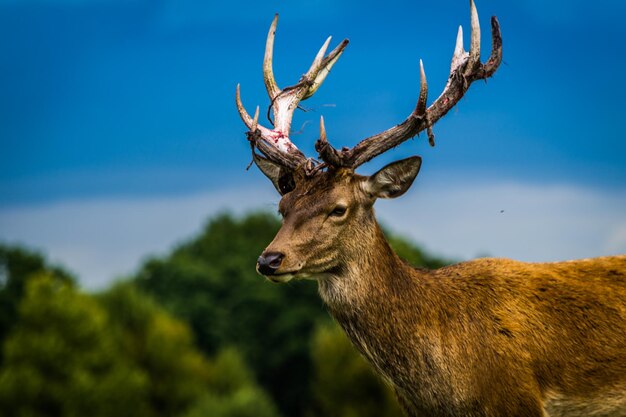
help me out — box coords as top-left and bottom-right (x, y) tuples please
(309, 323), (404, 417)
(0, 274), (148, 417)
(0, 268), (280, 417)
(0, 245), (74, 362)
(185, 348), (281, 417)
(98, 282), (213, 417)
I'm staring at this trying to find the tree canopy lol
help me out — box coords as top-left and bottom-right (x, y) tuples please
(0, 274), (148, 417)
(0, 244), (75, 364)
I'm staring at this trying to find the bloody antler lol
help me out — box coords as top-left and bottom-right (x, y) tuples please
(236, 14), (349, 171)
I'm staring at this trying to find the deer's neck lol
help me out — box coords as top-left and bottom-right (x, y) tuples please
(317, 220), (431, 388)
(318, 219), (426, 314)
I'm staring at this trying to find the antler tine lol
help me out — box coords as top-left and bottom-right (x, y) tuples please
(263, 14), (280, 100)
(416, 59), (428, 117)
(251, 105), (260, 132)
(467, 0), (481, 72)
(451, 26), (468, 73)
(236, 84), (257, 129)
(320, 115), (327, 141)
(236, 84), (278, 139)
(482, 17), (503, 77)
(304, 39), (349, 99)
(309, 36), (332, 75)
(316, 116), (344, 166)
(318, 0), (502, 169)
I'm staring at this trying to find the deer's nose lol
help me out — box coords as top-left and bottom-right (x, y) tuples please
(257, 252), (285, 275)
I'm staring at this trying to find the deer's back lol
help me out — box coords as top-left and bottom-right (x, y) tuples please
(419, 255), (626, 416)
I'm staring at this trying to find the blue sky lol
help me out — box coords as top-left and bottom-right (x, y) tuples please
(1, 0), (625, 287)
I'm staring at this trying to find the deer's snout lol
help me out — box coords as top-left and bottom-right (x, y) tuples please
(257, 252), (285, 276)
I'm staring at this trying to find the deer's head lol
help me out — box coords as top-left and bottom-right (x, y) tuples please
(236, 1), (502, 283)
(255, 158), (421, 282)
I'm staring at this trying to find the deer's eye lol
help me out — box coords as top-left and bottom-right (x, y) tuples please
(329, 205), (347, 217)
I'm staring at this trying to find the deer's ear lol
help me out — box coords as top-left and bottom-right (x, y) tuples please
(363, 156), (422, 199)
(255, 156), (295, 195)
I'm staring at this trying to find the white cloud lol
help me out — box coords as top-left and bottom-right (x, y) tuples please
(1, 181), (625, 290)
(606, 222), (626, 253)
(0, 186), (276, 289)
(378, 182), (626, 262)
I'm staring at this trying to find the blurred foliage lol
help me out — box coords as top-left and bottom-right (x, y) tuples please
(185, 348), (282, 417)
(205, 348), (256, 396)
(0, 212), (450, 417)
(309, 324), (404, 417)
(97, 283), (213, 417)
(0, 244), (74, 364)
(0, 274), (148, 417)
(0, 258), (280, 417)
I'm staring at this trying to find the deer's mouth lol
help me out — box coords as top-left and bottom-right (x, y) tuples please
(264, 268), (318, 283)
(259, 259), (340, 282)
(266, 273), (295, 283)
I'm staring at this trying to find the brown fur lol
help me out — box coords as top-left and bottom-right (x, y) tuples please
(261, 168), (626, 417)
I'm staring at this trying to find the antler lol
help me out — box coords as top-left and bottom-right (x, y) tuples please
(315, 0), (503, 168)
(236, 14), (349, 171)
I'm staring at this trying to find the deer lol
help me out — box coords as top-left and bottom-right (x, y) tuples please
(235, 2), (626, 416)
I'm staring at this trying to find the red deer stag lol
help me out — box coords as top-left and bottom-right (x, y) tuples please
(236, 2), (626, 416)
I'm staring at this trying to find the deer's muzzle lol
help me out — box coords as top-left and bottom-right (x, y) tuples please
(257, 251), (285, 276)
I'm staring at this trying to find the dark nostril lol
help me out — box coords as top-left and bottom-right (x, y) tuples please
(268, 254), (283, 268)
(257, 252), (285, 275)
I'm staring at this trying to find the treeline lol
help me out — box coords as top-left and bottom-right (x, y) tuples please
(0, 212), (449, 417)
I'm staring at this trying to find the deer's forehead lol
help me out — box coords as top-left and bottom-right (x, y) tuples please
(279, 173), (360, 213)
